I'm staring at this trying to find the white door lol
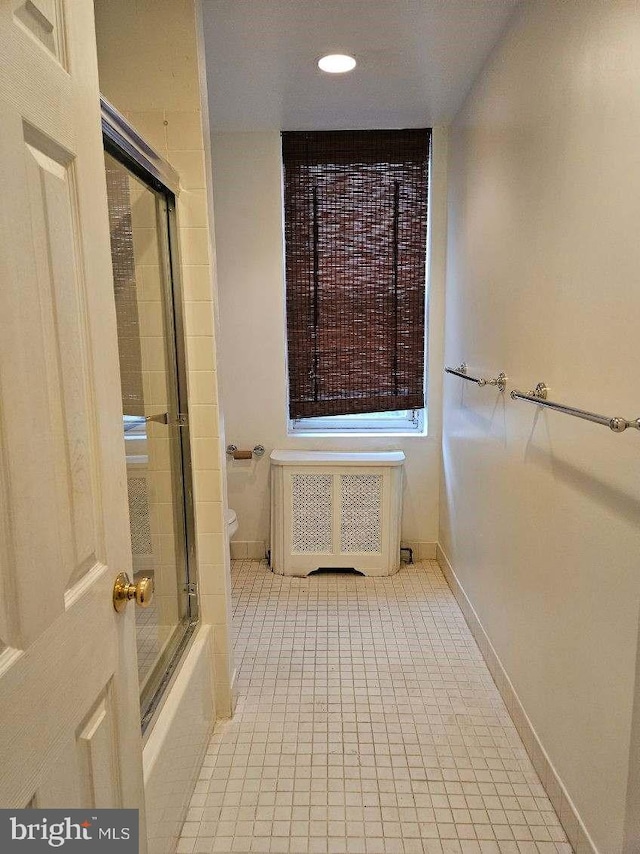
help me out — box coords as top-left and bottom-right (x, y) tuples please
(0, 0), (146, 834)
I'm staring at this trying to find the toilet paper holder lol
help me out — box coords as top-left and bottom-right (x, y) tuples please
(226, 444), (265, 460)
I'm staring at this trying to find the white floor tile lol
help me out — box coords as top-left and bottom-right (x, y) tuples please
(178, 560), (571, 854)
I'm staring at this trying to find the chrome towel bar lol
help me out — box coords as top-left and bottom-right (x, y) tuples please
(510, 383), (640, 434)
(445, 362), (507, 393)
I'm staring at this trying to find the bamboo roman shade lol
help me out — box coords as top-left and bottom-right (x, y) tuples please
(283, 129), (431, 419)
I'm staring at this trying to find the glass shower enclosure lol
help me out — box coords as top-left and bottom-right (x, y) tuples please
(101, 98), (198, 731)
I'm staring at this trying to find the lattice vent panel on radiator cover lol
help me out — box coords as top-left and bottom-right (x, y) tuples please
(291, 473), (333, 553)
(341, 474), (382, 553)
(127, 476), (152, 555)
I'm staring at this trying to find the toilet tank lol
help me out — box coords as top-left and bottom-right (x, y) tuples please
(269, 450), (404, 577)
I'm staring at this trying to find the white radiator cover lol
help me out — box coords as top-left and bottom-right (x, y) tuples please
(270, 450), (404, 576)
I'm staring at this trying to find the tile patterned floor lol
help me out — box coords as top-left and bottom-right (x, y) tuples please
(135, 597), (160, 685)
(178, 560), (572, 854)
(135, 589), (175, 689)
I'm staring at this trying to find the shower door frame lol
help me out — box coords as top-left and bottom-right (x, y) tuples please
(101, 97), (199, 732)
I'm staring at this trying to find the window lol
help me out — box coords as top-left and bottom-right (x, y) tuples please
(282, 129), (431, 433)
(289, 409), (423, 435)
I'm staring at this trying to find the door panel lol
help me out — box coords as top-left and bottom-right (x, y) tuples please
(12, 0), (66, 66)
(30, 683), (120, 811)
(76, 688), (121, 810)
(0, 110), (68, 648)
(0, 568), (115, 805)
(0, 0), (146, 835)
(24, 122), (101, 592)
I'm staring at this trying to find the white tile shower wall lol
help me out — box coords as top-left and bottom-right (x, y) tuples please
(209, 129), (448, 553)
(440, 2), (640, 851)
(95, 0), (233, 718)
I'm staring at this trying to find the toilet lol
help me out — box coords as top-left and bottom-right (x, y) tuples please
(226, 507), (238, 539)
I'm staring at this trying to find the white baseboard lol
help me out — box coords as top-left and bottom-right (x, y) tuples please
(436, 543), (597, 854)
(401, 540), (437, 561)
(230, 666), (239, 713)
(230, 540), (266, 560)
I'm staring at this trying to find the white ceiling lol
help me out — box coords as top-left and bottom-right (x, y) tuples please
(201, 0), (521, 131)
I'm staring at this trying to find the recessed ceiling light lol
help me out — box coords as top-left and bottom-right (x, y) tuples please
(318, 54), (356, 74)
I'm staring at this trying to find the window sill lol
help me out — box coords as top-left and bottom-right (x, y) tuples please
(287, 429), (429, 439)
(288, 409), (426, 436)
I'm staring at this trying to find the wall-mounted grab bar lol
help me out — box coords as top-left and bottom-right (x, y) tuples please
(510, 383), (640, 434)
(445, 363), (507, 393)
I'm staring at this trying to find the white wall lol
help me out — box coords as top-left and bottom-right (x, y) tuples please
(211, 129), (447, 555)
(441, 2), (640, 852)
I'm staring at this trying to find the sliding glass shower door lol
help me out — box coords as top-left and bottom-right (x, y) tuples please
(103, 141), (197, 730)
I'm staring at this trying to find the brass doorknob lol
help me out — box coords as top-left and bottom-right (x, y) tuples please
(113, 572), (154, 613)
